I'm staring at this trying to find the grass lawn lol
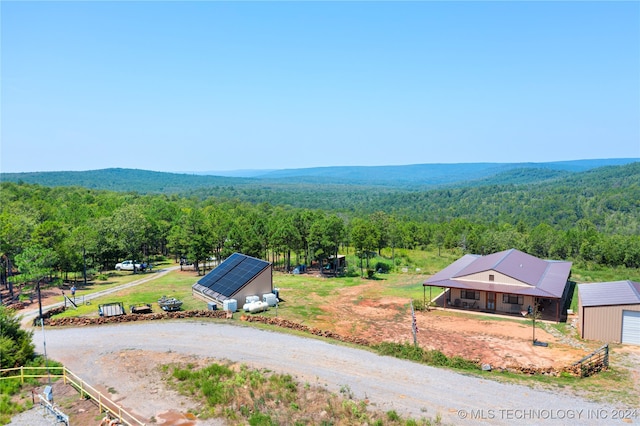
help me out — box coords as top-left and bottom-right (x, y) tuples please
(55, 268), (207, 318)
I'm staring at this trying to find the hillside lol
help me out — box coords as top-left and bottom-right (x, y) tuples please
(2, 161), (638, 233)
(253, 158), (636, 185)
(1, 158), (637, 193)
(0, 168), (252, 193)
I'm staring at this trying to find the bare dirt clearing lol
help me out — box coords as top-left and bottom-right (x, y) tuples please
(307, 279), (591, 370)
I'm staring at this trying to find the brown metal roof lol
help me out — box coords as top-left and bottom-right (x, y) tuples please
(578, 280), (640, 307)
(424, 249), (572, 299)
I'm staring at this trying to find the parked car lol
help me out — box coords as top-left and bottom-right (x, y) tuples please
(115, 260), (143, 271)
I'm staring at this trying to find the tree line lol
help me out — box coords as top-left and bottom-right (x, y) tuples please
(1, 169), (639, 291)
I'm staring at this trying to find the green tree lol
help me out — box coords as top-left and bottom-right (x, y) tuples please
(350, 218), (379, 277)
(309, 214), (345, 273)
(204, 204), (232, 262)
(527, 223), (556, 258)
(269, 210), (300, 272)
(111, 205), (152, 273)
(0, 306), (35, 369)
(183, 208), (211, 274)
(14, 245), (58, 320)
(292, 209), (320, 266)
(369, 211), (390, 255)
(13, 245), (58, 284)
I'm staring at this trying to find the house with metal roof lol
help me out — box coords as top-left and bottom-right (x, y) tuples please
(578, 280), (640, 345)
(192, 253), (272, 311)
(423, 249), (573, 322)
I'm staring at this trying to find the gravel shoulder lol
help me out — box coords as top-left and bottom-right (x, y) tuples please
(30, 320), (635, 426)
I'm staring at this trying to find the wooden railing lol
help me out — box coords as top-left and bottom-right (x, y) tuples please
(1, 366), (145, 426)
(571, 344), (609, 378)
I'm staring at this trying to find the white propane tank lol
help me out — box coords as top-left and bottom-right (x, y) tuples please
(246, 295), (260, 304)
(248, 301), (268, 313)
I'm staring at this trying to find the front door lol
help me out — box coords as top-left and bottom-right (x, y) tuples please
(487, 292), (496, 311)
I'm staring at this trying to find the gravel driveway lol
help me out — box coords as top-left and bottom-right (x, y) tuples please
(31, 320), (637, 425)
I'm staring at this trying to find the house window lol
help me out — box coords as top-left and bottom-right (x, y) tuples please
(502, 294), (524, 305)
(489, 274), (494, 282)
(461, 290), (480, 300)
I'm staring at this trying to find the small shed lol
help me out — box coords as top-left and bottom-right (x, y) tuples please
(192, 253), (272, 310)
(578, 280), (640, 345)
(322, 255), (346, 275)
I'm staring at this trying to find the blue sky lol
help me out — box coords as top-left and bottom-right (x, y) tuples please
(2, 1), (639, 173)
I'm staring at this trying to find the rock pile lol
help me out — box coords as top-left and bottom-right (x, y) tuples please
(45, 309), (229, 327)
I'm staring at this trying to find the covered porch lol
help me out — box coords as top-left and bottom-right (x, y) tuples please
(423, 286), (568, 323)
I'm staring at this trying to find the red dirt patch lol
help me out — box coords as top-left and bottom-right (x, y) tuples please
(313, 280), (589, 370)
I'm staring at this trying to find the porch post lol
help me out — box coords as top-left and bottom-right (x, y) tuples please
(443, 288), (447, 310)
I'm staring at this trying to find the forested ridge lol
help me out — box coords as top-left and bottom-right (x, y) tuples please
(2, 158), (637, 193)
(1, 162), (639, 285)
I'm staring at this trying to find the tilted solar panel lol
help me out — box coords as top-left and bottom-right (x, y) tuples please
(197, 253), (245, 289)
(196, 253), (269, 297)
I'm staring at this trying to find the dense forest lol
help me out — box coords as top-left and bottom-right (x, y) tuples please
(1, 162), (639, 288)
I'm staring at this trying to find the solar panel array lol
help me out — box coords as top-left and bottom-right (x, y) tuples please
(197, 253), (270, 298)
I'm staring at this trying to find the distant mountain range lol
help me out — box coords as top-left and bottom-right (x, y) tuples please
(196, 158), (638, 181)
(1, 158), (638, 193)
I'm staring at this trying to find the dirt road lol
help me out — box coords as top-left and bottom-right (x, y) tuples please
(32, 321), (633, 426)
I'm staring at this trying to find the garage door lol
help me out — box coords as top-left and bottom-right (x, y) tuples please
(622, 310), (640, 345)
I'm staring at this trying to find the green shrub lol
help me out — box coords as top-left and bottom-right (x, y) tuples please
(447, 356), (479, 370)
(387, 410), (401, 421)
(201, 380), (231, 405)
(345, 266), (360, 277)
(0, 306), (35, 369)
(424, 350), (449, 367)
(374, 262), (391, 273)
(373, 342), (479, 371)
(0, 393), (21, 424)
(248, 412), (276, 426)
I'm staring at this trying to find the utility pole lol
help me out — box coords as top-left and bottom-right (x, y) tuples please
(37, 279), (43, 323)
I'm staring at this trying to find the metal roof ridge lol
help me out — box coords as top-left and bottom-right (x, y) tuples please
(490, 248), (514, 270)
(535, 261), (552, 288)
(627, 280), (640, 302)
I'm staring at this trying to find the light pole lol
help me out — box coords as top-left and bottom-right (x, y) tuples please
(522, 303), (537, 344)
(37, 279), (53, 402)
(526, 304), (536, 344)
(82, 247), (87, 287)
